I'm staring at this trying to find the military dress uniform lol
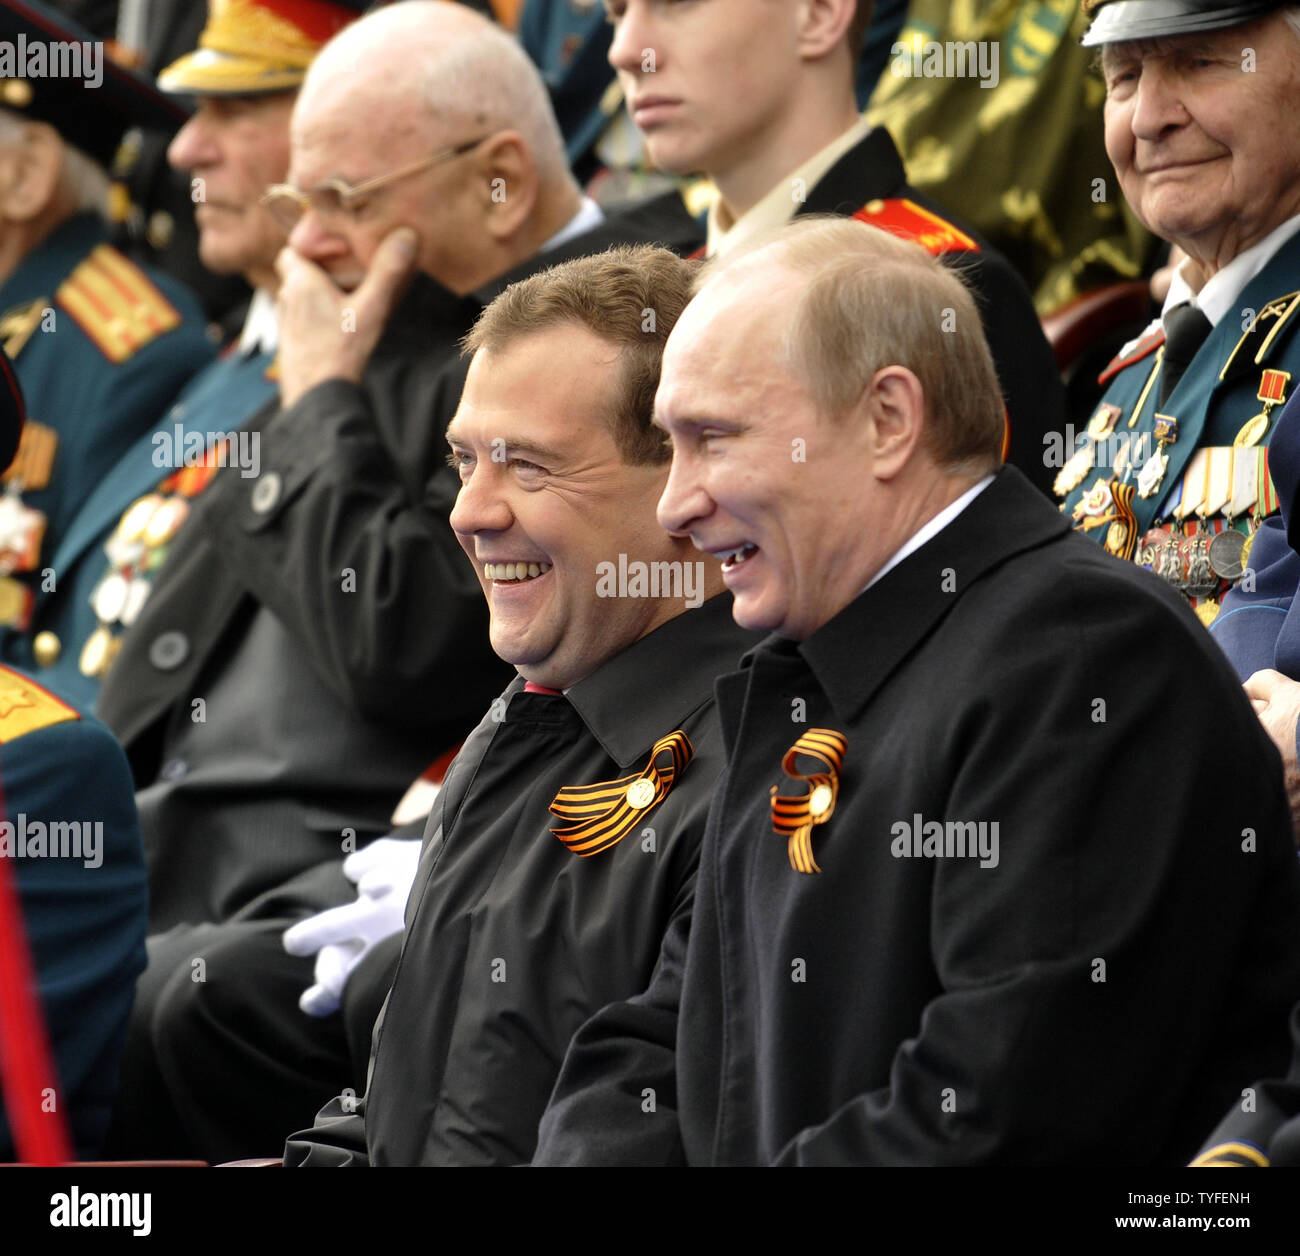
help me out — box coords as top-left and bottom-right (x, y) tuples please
(0, 213), (213, 683)
(714, 122), (1068, 497)
(285, 595), (758, 1166)
(0, 658), (148, 1160)
(536, 469), (1300, 1166)
(1056, 227), (1300, 625)
(10, 336), (276, 711)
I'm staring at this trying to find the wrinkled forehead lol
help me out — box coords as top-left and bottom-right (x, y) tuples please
(289, 77), (428, 178)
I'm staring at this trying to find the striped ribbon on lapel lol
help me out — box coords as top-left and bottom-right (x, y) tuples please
(770, 728), (849, 875)
(549, 730), (693, 857)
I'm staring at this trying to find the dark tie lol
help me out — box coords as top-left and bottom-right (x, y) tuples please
(1158, 302), (1212, 408)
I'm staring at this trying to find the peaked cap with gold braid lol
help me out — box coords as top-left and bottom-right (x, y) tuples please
(549, 730), (693, 858)
(157, 0), (367, 97)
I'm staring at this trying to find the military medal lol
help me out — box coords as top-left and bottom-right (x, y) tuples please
(117, 493), (163, 543)
(92, 572), (130, 624)
(120, 575), (150, 628)
(79, 625), (113, 678)
(1138, 413), (1178, 499)
(1208, 529), (1247, 581)
(0, 485), (46, 573)
(142, 497), (189, 548)
(1055, 404), (1122, 498)
(625, 778), (656, 809)
(1233, 368), (1290, 447)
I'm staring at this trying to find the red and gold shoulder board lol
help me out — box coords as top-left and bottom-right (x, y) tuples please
(56, 244), (182, 364)
(0, 663), (78, 742)
(1098, 326), (1165, 387)
(851, 198), (980, 256)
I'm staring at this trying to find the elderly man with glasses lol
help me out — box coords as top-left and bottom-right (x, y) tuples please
(99, 0), (700, 1164)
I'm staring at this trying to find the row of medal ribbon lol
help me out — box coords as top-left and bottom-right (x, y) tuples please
(1137, 445), (1279, 621)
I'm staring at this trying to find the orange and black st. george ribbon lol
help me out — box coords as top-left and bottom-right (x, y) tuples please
(549, 730), (694, 857)
(770, 728), (849, 875)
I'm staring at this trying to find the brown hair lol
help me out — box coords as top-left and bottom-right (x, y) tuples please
(847, 0), (876, 61)
(463, 244), (697, 465)
(700, 216), (1005, 472)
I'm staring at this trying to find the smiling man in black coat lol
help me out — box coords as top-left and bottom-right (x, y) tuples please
(533, 217), (1300, 1166)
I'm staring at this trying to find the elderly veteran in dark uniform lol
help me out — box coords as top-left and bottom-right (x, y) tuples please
(0, 0), (212, 682)
(0, 348), (147, 1161)
(604, 0), (1066, 494)
(102, 2), (701, 1163)
(12, 0), (364, 713)
(533, 217), (1300, 1167)
(1057, 0), (1300, 627)
(284, 245), (752, 1167)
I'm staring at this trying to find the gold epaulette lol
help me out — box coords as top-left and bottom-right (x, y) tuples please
(851, 198), (980, 256)
(0, 664), (78, 742)
(56, 244), (182, 364)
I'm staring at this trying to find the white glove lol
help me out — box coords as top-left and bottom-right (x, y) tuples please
(283, 836), (424, 1017)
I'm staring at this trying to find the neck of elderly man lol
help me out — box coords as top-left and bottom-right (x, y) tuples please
(1101, 14), (1300, 290)
(0, 120), (95, 288)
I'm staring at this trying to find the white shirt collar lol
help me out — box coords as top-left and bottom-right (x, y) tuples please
(544, 196), (604, 252)
(706, 113), (874, 260)
(863, 474), (995, 594)
(237, 287), (279, 357)
(1162, 211), (1300, 330)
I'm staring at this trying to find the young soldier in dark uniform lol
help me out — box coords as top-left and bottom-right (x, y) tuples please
(0, 0), (212, 679)
(284, 245), (755, 1166)
(603, 0), (1066, 494)
(533, 218), (1300, 1166)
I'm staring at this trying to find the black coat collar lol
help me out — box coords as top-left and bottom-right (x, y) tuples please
(738, 467), (1068, 724)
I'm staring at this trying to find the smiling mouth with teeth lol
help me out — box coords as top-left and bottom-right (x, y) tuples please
(718, 544), (758, 571)
(484, 561), (552, 583)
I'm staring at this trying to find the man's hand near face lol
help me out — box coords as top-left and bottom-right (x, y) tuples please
(1245, 668), (1300, 846)
(274, 226), (418, 408)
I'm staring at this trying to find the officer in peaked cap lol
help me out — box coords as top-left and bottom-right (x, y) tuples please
(1056, 0), (1300, 635)
(0, 0), (213, 697)
(1081, 0), (1289, 45)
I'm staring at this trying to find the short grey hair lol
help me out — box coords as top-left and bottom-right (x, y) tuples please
(700, 216), (1006, 475)
(0, 109), (108, 216)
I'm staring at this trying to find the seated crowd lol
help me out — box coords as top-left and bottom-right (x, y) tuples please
(2, 0), (1300, 1169)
